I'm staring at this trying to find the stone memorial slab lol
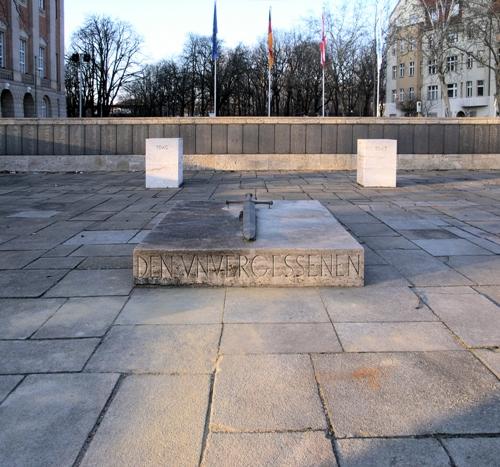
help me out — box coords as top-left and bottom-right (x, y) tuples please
(133, 200), (364, 287)
(357, 139), (397, 188)
(145, 138), (183, 189)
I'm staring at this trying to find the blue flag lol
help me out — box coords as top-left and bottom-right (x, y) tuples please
(212, 1), (218, 61)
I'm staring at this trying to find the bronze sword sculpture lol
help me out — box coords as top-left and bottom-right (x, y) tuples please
(226, 193), (273, 241)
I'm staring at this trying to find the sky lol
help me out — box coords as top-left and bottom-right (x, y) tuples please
(64, 0), (334, 64)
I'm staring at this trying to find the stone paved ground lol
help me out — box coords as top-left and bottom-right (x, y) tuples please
(0, 170), (499, 467)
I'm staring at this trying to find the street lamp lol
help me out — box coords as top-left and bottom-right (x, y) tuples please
(70, 52), (91, 118)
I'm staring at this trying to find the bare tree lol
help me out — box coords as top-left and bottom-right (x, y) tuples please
(67, 15), (142, 117)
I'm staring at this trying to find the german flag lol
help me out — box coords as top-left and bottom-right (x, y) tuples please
(267, 8), (274, 69)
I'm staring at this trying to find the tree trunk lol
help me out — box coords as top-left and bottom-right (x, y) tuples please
(439, 74), (451, 117)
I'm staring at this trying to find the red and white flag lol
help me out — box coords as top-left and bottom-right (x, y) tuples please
(320, 13), (327, 67)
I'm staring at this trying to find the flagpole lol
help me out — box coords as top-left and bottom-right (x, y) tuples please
(268, 68), (271, 117)
(322, 67), (325, 117)
(214, 58), (217, 117)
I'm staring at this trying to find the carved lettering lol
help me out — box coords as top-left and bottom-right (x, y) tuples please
(181, 255), (196, 276)
(348, 255), (360, 276)
(251, 255), (270, 277)
(135, 252), (362, 281)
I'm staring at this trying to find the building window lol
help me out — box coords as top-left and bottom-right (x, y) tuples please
(391, 89), (397, 103)
(38, 47), (45, 78)
(447, 83), (457, 98)
(0, 31), (4, 68)
(409, 61), (415, 77)
(428, 59), (436, 75)
(392, 47), (396, 56)
(466, 54), (473, 69)
(427, 85), (439, 100)
(466, 81), (473, 97)
(447, 31), (458, 43)
(477, 51), (484, 67)
(408, 87), (415, 100)
(477, 80), (484, 96)
(19, 39), (26, 74)
(399, 88), (405, 101)
(392, 66), (397, 80)
(409, 39), (416, 51)
(446, 55), (458, 72)
(399, 63), (405, 78)
(39, 0), (45, 10)
(400, 40), (405, 53)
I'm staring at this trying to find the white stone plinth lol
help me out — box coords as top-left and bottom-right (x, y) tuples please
(146, 138), (183, 188)
(357, 139), (397, 188)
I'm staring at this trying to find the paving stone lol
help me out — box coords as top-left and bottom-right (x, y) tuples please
(400, 228), (459, 240)
(81, 375), (210, 467)
(0, 250), (45, 269)
(364, 265), (411, 287)
(379, 250), (472, 286)
(42, 244), (80, 257)
(0, 375), (23, 402)
(224, 288), (329, 323)
(348, 223), (398, 237)
(25, 256), (83, 269)
(211, 354), (326, 432)
(64, 230), (138, 245)
(203, 432), (337, 467)
(0, 298), (65, 339)
(447, 256), (500, 285)
(221, 323), (341, 354)
(335, 322), (461, 352)
(70, 244), (136, 257)
(33, 296), (127, 338)
(312, 351), (500, 437)
(336, 438), (450, 467)
(0, 339), (99, 374)
(0, 270), (69, 298)
(473, 349), (500, 379)
(86, 325), (220, 373)
(418, 288), (500, 347)
(443, 438), (500, 467)
(0, 374), (118, 467)
(8, 210), (60, 219)
(413, 239), (492, 256)
(117, 288), (224, 325)
(76, 256), (132, 270)
(383, 219), (442, 231)
(359, 235), (418, 250)
(321, 285), (436, 322)
(475, 286), (500, 305)
(45, 269), (133, 297)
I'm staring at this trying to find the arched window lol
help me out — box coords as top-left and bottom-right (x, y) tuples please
(23, 93), (35, 118)
(41, 95), (51, 117)
(1, 89), (14, 117)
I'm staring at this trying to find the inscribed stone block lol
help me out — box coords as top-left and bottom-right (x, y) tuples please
(116, 125), (133, 154)
(357, 139), (397, 188)
(259, 124), (274, 153)
(38, 125), (54, 155)
(321, 124), (337, 153)
(145, 138), (183, 188)
(243, 124), (258, 153)
(84, 124), (100, 155)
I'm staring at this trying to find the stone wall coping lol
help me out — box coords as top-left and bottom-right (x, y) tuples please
(0, 117), (498, 125)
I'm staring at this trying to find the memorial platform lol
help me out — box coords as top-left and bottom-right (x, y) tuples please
(133, 200), (364, 287)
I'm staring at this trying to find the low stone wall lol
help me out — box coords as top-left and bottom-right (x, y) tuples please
(0, 117), (499, 171)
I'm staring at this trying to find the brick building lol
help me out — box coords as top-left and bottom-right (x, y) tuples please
(0, 0), (65, 118)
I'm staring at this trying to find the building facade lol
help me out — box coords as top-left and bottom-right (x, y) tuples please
(0, 0), (65, 118)
(385, 0), (497, 118)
